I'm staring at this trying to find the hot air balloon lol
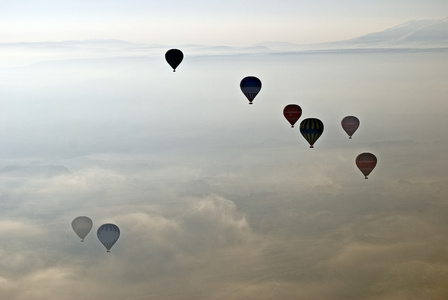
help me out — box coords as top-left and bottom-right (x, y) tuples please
(71, 216), (93, 242)
(299, 118), (324, 148)
(97, 223), (120, 253)
(283, 104), (302, 128)
(341, 116), (360, 139)
(165, 49), (183, 72)
(240, 76), (261, 104)
(355, 152), (377, 179)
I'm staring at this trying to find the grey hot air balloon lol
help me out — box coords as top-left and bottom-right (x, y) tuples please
(71, 216), (93, 242)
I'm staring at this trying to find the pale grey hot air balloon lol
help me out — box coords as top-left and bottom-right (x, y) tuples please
(97, 223), (120, 253)
(71, 216), (93, 242)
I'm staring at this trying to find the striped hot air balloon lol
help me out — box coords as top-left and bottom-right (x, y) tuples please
(355, 152), (377, 179)
(97, 223), (120, 253)
(341, 116), (360, 139)
(240, 76), (261, 104)
(299, 118), (324, 148)
(283, 104), (302, 128)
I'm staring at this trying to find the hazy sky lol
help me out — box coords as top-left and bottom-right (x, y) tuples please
(1, 2), (448, 300)
(1, 0), (447, 44)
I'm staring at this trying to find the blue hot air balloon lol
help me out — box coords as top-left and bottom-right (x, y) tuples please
(299, 118), (324, 148)
(240, 76), (262, 104)
(165, 49), (183, 72)
(97, 223), (120, 253)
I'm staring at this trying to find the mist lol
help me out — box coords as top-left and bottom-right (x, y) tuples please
(1, 46), (448, 299)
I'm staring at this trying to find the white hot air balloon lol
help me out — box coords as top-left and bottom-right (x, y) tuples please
(97, 223), (120, 253)
(71, 216), (93, 242)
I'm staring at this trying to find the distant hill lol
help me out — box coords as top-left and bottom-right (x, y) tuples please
(0, 18), (446, 67)
(255, 18), (448, 51)
(332, 17), (448, 48)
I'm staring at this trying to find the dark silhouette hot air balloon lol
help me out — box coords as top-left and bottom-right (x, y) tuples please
(240, 76), (261, 104)
(300, 118), (324, 148)
(165, 49), (183, 72)
(283, 104), (302, 128)
(341, 116), (360, 139)
(355, 152), (377, 179)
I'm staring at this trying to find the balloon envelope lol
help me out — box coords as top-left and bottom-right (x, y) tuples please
(240, 76), (261, 104)
(165, 49), (183, 72)
(299, 118), (324, 148)
(71, 216), (93, 242)
(341, 116), (360, 139)
(97, 223), (120, 252)
(283, 104), (302, 128)
(356, 152), (377, 179)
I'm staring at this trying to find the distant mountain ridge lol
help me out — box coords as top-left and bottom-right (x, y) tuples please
(333, 17), (448, 47)
(0, 18), (446, 67)
(255, 17), (448, 51)
(2, 17), (446, 51)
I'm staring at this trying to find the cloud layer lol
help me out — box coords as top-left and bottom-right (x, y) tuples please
(1, 47), (448, 299)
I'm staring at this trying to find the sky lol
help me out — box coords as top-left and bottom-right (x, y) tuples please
(1, 0), (447, 45)
(1, 1), (448, 300)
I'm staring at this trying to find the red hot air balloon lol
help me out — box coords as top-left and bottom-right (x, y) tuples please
(341, 116), (360, 139)
(356, 153), (377, 179)
(283, 104), (302, 128)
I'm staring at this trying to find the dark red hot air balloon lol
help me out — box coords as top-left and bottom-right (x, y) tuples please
(356, 152), (377, 179)
(341, 116), (360, 139)
(283, 104), (302, 128)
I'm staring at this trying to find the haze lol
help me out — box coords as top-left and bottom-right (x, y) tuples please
(1, 2), (448, 300)
(1, 0), (447, 44)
